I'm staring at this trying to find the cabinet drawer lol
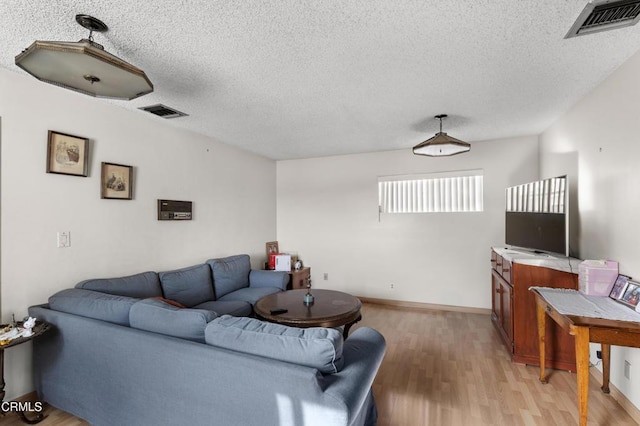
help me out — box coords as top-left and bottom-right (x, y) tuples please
(501, 259), (512, 284)
(493, 252), (512, 284)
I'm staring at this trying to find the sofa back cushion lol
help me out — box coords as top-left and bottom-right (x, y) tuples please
(129, 298), (216, 342)
(49, 288), (138, 326)
(205, 316), (344, 374)
(159, 264), (214, 307)
(207, 255), (251, 299)
(75, 271), (162, 298)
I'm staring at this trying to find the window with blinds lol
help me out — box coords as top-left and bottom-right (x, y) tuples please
(505, 176), (565, 213)
(378, 170), (484, 213)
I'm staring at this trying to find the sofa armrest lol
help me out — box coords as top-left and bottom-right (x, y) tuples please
(321, 327), (386, 417)
(249, 270), (289, 290)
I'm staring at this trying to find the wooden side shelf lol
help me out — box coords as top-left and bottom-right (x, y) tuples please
(491, 247), (578, 372)
(288, 267), (311, 290)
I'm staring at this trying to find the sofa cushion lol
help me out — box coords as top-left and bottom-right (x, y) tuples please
(249, 269), (290, 290)
(151, 296), (186, 308)
(49, 288), (138, 326)
(207, 255), (251, 299)
(129, 299), (216, 343)
(159, 264), (214, 307)
(75, 271), (162, 298)
(205, 316), (344, 374)
(217, 286), (281, 305)
(193, 300), (252, 317)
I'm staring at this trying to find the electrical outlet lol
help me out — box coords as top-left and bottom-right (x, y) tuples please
(596, 350), (602, 360)
(390, 283), (394, 289)
(624, 360), (631, 379)
(323, 273), (328, 280)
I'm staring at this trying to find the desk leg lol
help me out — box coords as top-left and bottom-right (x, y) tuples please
(574, 326), (590, 426)
(536, 301), (548, 384)
(601, 343), (611, 394)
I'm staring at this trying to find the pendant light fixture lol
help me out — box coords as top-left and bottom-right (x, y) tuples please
(15, 14), (153, 100)
(412, 114), (470, 157)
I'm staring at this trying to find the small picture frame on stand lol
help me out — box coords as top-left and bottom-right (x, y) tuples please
(266, 241), (279, 257)
(265, 241), (279, 270)
(619, 280), (640, 308)
(609, 275), (630, 300)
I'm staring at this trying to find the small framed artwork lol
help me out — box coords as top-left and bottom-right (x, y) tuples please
(609, 275), (630, 300)
(266, 241), (279, 257)
(46, 130), (89, 177)
(101, 162), (133, 200)
(619, 280), (640, 308)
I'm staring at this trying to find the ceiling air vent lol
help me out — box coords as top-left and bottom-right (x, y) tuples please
(139, 104), (188, 119)
(566, 0), (640, 38)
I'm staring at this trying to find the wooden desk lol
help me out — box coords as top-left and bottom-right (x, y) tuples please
(531, 287), (640, 426)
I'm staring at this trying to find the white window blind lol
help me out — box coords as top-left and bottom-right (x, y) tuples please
(506, 176), (565, 213)
(378, 170), (484, 213)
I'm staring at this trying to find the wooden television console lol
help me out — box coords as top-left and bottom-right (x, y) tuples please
(490, 247), (580, 372)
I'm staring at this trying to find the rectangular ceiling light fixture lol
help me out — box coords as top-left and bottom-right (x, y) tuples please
(565, 0), (640, 38)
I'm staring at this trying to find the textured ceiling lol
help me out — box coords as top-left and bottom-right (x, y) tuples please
(3, 1), (640, 160)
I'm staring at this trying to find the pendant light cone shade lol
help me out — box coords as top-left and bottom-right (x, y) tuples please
(413, 114), (470, 157)
(15, 15), (153, 100)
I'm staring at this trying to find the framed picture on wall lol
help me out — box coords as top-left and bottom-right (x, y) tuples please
(46, 130), (89, 177)
(101, 162), (133, 200)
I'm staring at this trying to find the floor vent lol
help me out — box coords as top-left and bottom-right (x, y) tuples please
(139, 104), (188, 119)
(566, 0), (640, 38)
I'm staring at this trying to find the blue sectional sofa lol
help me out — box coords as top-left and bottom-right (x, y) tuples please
(28, 254), (386, 426)
(73, 254), (289, 317)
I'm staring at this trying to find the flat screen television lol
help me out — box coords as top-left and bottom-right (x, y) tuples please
(505, 175), (569, 256)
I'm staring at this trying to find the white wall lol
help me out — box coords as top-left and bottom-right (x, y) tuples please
(276, 135), (538, 309)
(540, 50), (640, 410)
(0, 69), (277, 399)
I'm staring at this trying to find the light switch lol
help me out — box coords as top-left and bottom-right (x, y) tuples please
(57, 231), (70, 248)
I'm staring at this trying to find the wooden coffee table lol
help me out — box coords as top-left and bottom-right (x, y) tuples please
(254, 289), (362, 338)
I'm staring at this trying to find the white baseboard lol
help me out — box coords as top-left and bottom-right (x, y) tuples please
(357, 296), (491, 315)
(590, 367), (640, 424)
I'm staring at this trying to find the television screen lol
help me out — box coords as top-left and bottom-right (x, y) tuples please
(505, 212), (566, 255)
(504, 176), (568, 256)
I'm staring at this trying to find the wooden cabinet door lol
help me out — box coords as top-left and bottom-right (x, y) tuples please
(512, 263), (577, 371)
(491, 270), (500, 322)
(491, 269), (513, 352)
(500, 278), (513, 344)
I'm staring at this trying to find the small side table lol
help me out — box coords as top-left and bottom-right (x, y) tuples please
(0, 321), (50, 424)
(288, 267), (311, 290)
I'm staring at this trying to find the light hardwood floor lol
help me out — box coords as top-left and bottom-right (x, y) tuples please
(1, 303), (636, 425)
(356, 303), (637, 426)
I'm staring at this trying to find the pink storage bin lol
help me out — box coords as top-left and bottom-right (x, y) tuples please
(578, 260), (619, 296)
